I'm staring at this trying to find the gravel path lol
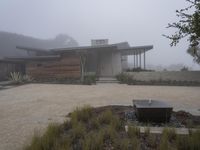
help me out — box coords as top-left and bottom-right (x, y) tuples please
(0, 83), (200, 150)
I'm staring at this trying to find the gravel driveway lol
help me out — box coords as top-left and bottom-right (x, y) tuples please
(0, 83), (200, 150)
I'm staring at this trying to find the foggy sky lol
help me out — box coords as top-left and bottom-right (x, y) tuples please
(0, 0), (199, 69)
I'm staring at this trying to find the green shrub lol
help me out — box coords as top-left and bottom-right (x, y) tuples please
(116, 73), (134, 84)
(83, 74), (96, 85)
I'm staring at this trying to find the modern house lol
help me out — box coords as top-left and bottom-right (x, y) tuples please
(0, 39), (153, 80)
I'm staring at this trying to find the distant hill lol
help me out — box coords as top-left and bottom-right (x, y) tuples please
(0, 31), (79, 58)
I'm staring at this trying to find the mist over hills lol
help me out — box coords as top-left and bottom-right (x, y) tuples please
(0, 31), (78, 58)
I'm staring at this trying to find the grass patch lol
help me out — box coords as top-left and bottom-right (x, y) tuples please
(24, 123), (61, 150)
(24, 106), (200, 150)
(127, 125), (140, 138)
(70, 105), (93, 124)
(176, 129), (200, 150)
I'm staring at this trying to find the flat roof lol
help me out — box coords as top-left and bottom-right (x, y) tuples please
(120, 45), (153, 55)
(50, 45), (117, 54)
(4, 55), (60, 61)
(16, 42), (153, 55)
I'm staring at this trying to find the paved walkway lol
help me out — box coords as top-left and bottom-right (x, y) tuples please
(0, 84), (200, 150)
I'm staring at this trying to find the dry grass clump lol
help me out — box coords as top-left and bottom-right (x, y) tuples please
(23, 123), (61, 150)
(127, 125), (140, 138)
(176, 129), (200, 150)
(70, 105), (93, 124)
(24, 105), (200, 150)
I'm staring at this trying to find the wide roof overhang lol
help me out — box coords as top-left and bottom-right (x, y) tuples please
(119, 45), (153, 56)
(3, 55), (60, 62)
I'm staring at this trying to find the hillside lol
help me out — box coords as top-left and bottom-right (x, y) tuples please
(0, 31), (78, 58)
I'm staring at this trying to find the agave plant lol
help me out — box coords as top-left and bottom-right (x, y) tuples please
(9, 72), (23, 84)
(9, 72), (33, 84)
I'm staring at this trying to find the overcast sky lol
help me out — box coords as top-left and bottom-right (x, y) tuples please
(0, 0), (199, 69)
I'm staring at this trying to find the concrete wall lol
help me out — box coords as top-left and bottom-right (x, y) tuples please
(99, 51), (122, 77)
(112, 52), (122, 75)
(127, 71), (200, 82)
(121, 55), (128, 71)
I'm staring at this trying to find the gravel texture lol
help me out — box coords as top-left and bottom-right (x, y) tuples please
(0, 83), (200, 150)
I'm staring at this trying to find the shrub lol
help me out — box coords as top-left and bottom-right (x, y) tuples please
(116, 73), (134, 84)
(83, 74), (96, 85)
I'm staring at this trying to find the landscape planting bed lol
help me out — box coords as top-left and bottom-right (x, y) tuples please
(0, 84), (200, 150)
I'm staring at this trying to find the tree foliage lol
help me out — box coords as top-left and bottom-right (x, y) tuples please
(164, 0), (200, 63)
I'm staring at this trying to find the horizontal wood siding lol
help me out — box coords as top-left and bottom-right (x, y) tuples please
(26, 54), (81, 80)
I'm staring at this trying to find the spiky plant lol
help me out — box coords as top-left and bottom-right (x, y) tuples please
(9, 72), (23, 84)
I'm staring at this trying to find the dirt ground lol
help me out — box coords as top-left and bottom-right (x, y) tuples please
(0, 83), (200, 150)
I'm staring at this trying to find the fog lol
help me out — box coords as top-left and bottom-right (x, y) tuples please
(0, 0), (199, 70)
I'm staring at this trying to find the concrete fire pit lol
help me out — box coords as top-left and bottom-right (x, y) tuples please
(133, 99), (173, 123)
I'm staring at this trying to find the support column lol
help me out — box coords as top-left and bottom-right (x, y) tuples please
(136, 50), (138, 68)
(139, 53), (141, 69)
(144, 50), (146, 70)
(134, 52), (136, 68)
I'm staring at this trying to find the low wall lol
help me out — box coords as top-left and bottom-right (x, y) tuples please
(127, 71), (200, 82)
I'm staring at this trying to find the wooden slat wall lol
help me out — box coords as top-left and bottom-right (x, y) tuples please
(26, 54), (81, 80)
